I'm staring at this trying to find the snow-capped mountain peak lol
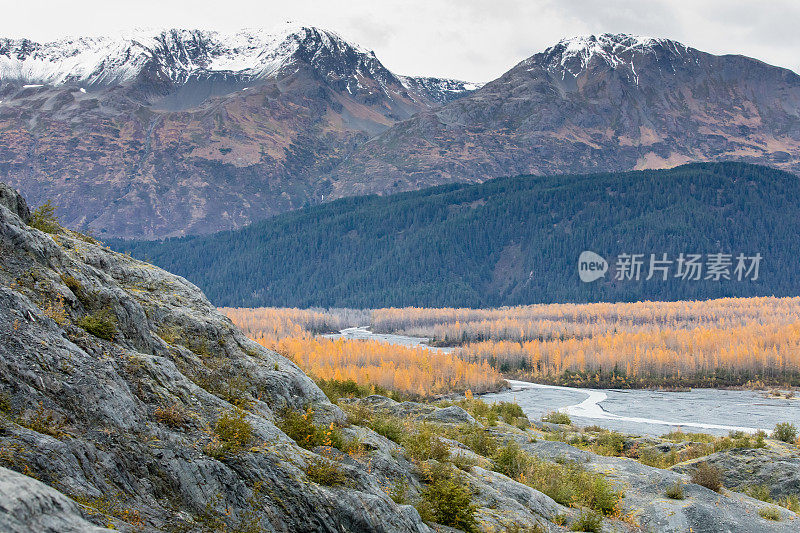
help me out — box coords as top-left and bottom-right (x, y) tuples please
(534, 33), (691, 80)
(0, 25), (380, 87)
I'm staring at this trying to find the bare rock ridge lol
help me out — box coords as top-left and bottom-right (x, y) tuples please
(2, 30), (800, 238)
(0, 183), (428, 532)
(0, 182), (798, 532)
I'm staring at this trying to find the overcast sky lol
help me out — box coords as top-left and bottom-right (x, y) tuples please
(2, 0), (798, 82)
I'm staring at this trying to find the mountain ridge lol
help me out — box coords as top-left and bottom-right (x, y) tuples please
(2, 30), (800, 238)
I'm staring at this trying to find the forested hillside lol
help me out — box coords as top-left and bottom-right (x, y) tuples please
(113, 162), (800, 308)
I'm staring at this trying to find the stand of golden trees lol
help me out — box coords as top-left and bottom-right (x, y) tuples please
(223, 307), (504, 397)
(371, 298), (800, 345)
(458, 321), (800, 386)
(225, 297), (800, 389)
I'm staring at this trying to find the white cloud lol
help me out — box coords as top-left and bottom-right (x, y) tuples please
(1, 0), (796, 82)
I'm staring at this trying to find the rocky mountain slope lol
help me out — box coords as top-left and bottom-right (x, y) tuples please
(2, 182), (799, 532)
(330, 33), (800, 197)
(0, 26), (475, 238)
(3, 31), (800, 239)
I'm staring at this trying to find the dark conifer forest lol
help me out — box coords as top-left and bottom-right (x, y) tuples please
(112, 162), (800, 308)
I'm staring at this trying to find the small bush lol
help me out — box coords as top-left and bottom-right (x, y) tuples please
(367, 415), (405, 444)
(745, 484), (772, 502)
(492, 401), (526, 424)
(691, 462), (722, 492)
(459, 427), (499, 457)
(0, 393), (11, 414)
(570, 510), (603, 532)
(594, 430), (625, 456)
(306, 458), (348, 486)
(61, 275), (93, 306)
(61, 274), (83, 295)
(417, 468), (477, 532)
(543, 411), (571, 425)
(77, 309), (117, 341)
(205, 408), (253, 457)
(30, 201), (60, 233)
(154, 403), (189, 428)
(390, 480), (408, 504)
(772, 422), (797, 444)
(665, 482), (685, 500)
(777, 495), (800, 513)
(492, 440), (532, 480)
(278, 407), (345, 450)
(403, 426), (449, 462)
(759, 507), (782, 521)
(523, 457), (622, 515)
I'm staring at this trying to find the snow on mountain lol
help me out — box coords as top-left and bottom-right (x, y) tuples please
(0, 25), (345, 86)
(532, 33), (692, 82)
(0, 24), (478, 103)
(398, 75), (482, 104)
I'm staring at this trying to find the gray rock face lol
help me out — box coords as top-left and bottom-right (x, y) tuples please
(0, 182), (29, 223)
(0, 184), (430, 532)
(672, 444), (800, 500)
(422, 406), (477, 425)
(0, 467), (112, 533)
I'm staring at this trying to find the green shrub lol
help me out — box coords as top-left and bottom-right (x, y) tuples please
(154, 403), (189, 428)
(759, 507), (782, 521)
(772, 422), (797, 444)
(317, 379), (371, 402)
(205, 408), (253, 457)
(543, 411), (571, 425)
(277, 407), (344, 450)
(492, 440), (532, 480)
(691, 462), (722, 492)
(30, 201), (61, 233)
(0, 393), (11, 414)
(662, 430), (715, 443)
(367, 415), (406, 444)
(390, 480), (408, 504)
(524, 457), (621, 515)
(570, 510), (603, 532)
(594, 430), (625, 456)
(305, 459), (348, 486)
(745, 484), (772, 502)
(459, 427), (499, 457)
(665, 482), (685, 500)
(777, 495), (800, 513)
(492, 401), (526, 424)
(403, 426), (449, 462)
(417, 468), (477, 532)
(77, 309), (117, 341)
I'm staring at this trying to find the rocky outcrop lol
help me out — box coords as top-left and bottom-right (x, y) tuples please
(672, 443), (800, 499)
(0, 184), (430, 532)
(0, 182), (29, 223)
(0, 467), (112, 533)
